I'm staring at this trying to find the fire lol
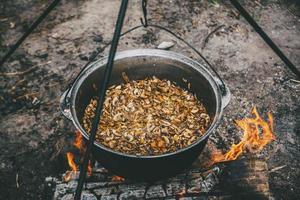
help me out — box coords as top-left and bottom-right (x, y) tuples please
(66, 152), (78, 171)
(111, 175), (125, 182)
(211, 107), (275, 164)
(74, 130), (84, 151)
(64, 152), (78, 182)
(64, 130), (93, 181)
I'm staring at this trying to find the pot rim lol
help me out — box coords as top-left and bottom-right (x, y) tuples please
(68, 49), (227, 159)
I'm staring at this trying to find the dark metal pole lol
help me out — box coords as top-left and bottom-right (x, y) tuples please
(0, 0), (61, 68)
(230, 0), (300, 79)
(74, 0), (129, 199)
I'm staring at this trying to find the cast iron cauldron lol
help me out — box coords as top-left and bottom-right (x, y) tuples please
(60, 49), (230, 181)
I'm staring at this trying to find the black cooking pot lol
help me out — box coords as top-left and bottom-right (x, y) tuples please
(60, 49), (230, 181)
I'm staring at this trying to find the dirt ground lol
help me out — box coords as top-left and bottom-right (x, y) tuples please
(0, 0), (299, 199)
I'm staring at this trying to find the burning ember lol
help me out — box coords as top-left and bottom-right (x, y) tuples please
(111, 175), (125, 182)
(64, 130), (92, 182)
(177, 190), (186, 198)
(211, 107), (275, 164)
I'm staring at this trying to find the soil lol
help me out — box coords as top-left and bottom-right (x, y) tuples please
(0, 0), (299, 199)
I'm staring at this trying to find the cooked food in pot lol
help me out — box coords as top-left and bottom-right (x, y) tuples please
(83, 76), (210, 156)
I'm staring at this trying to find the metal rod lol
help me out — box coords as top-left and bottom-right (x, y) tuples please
(0, 0), (61, 68)
(74, 0), (129, 199)
(230, 0), (300, 79)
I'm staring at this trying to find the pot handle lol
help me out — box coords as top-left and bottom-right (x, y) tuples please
(143, 24), (231, 109)
(60, 23), (231, 113)
(214, 76), (231, 109)
(138, 0), (230, 108)
(60, 87), (73, 120)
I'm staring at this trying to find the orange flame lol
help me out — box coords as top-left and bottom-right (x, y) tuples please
(74, 130), (84, 150)
(212, 107), (275, 164)
(64, 130), (93, 181)
(111, 175), (125, 182)
(67, 152), (78, 171)
(64, 152), (78, 182)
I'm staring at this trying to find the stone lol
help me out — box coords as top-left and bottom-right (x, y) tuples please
(53, 181), (78, 199)
(81, 191), (97, 200)
(85, 182), (107, 189)
(201, 173), (219, 193)
(179, 197), (206, 200)
(165, 181), (186, 196)
(100, 194), (118, 200)
(119, 185), (146, 199)
(93, 187), (115, 196)
(61, 194), (74, 200)
(54, 183), (68, 196)
(67, 181), (78, 192)
(118, 184), (147, 199)
(186, 177), (203, 194)
(145, 185), (166, 199)
(157, 41), (175, 50)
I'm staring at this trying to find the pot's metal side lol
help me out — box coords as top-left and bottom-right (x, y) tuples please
(60, 49), (230, 180)
(60, 89), (72, 120)
(89, 137), (209, 181)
